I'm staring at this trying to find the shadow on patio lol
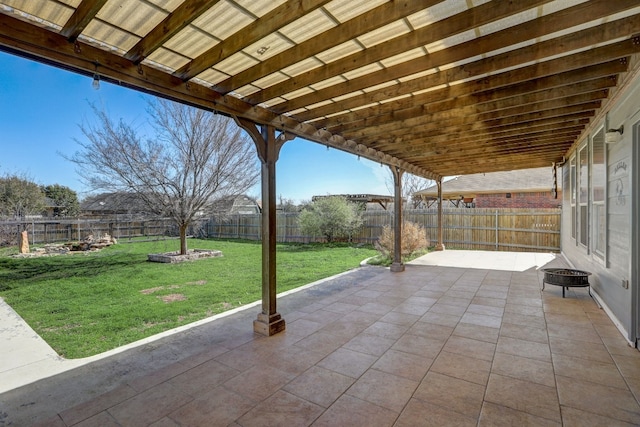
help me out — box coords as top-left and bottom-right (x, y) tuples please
(2, 251), (640, 426)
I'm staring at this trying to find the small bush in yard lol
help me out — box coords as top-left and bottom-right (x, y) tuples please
(375, 221), (429, 259)
(298, 196), (363, 242)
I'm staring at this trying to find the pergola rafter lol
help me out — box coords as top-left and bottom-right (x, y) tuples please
(211, 0), (441, 94)
(124, 0), (223, 64)
(276, 0), (640, 118)
(248, 0), (554, 106)
(326, 61), (626, 136)
(341, 76), (618, 143)
(2, 0), (637, 178)
(308, 42), (637, 130)
(60, 0), (109, 41)
(174, 0), (333, 81)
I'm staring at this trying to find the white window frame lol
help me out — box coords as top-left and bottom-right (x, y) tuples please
(569, 154), (577, 241)
(578, 143), (589, 249)
(591, 127), (606, 260)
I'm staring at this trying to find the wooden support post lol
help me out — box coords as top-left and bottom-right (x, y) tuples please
(390, 166), (405, 272)
(435, 177), (445, 251)
(235, 117), (289, 336)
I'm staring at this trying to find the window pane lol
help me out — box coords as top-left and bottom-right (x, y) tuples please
(594, 203), (605, 254)
(592, 129), (605, 256)
(580, 205), (588, 246)
(570, 155), (577, 240)
(592, 130), (605, 203)
(579, 146), (588, 204)
(570, 156), (576, 204)
(563, 162), (570, 201)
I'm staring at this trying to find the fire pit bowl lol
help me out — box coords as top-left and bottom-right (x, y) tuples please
(541, 268), (591, 298)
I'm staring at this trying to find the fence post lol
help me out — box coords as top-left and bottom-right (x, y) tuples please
(495, 210), (498, 250)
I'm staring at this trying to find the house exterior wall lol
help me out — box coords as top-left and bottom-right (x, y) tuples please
(475, 191), (562, 209)
(561, 69), (640, 344)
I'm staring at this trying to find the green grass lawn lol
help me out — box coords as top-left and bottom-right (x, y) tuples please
(0, 239), (377, 358)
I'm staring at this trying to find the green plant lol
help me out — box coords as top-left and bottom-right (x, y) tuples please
(41, 184), (80, 217)
(298, 196), (363, 242)
(0, 174), (46, 219)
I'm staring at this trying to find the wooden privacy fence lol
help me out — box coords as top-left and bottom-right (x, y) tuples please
(206, 208), (561, 252)
(2, 209), (561, 252)
(0, 218), (180, 245)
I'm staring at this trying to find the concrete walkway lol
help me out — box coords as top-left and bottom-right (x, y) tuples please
(409, 249), (557, 272)
(0, 298), (83, 394)
(0, 250), (560, 394)
(2, 250), (638, 426)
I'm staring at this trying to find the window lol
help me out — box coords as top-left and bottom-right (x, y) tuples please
(579, 145), (588, 247)
(569, 155), (576, 240)
(569, 126), (609, 260)
(592, 129), (605, 257)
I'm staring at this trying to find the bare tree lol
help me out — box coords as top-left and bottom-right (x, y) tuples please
(386, 171), (434, 210)
(69, 99), (259, 254)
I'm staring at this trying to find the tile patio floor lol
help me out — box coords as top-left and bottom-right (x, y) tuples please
(3, 251), (640, 426)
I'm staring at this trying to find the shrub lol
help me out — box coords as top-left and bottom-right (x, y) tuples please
(0, 223), (17, 247)
(298, 196), (363, 242)
(375, 221), (429, 258)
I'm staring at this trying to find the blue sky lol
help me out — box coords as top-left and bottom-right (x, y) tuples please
(0, 52), (393, 203)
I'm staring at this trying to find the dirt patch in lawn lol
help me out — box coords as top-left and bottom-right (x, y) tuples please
(158, 293), (187, 303)
(140, 285), (179, 295)
(140, 281), (207, 295)
(185, 280), (207, 285)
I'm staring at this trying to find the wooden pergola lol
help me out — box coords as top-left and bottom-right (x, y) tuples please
(1, 0), (639, 335)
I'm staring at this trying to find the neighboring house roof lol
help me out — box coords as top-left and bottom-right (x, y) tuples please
(83, 193), (260, 217)
(210, 195), (261, 215)
(43, 196), (62, 208)
(312, 194), (396, 210)
(229, 195), (261, 215)
(81, 192), (150, 214)
(415, 167), (561, 199)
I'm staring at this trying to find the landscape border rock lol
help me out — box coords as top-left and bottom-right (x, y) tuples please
(10, 234), (117, 258)
(147, 249), (222, 263)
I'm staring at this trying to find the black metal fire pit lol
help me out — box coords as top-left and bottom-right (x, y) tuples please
(541, 268), (591, 298)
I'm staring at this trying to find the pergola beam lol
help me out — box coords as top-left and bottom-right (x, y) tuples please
(402, 137), (583, 164)
(389, 129), (584, 158)
(174, 0), (333, 81)
(358, 93), (605, 146)
(327, 61), (625, 135)
(212, 0), (440, 94)
(249, 0), (553, 105)
(279, 2), (640, 117)
(367, 109), (596, 150)
(59, 0), (109, 41)
(312, 45), (634, 130)
(125, 0), (223, 64)
(341, 76), (617, 141)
